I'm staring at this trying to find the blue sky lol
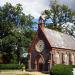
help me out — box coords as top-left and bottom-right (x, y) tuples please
(0, 0), (75, 18)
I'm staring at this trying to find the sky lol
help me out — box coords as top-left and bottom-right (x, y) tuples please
(0, 0), (75, 18)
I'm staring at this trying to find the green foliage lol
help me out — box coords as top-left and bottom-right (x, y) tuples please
(46, 24), (62, 32)
(44, 4), (75, 25)
(43, 1), (75, 33)
(70, 65), (75, 68)
(0, 64), (23, 70)
(0, 2), (34, 27)
(50, 64), (73, 75)
(0, 3), (35, 64)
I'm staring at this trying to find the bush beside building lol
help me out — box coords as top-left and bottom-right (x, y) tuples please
(50, 64), (73, 75)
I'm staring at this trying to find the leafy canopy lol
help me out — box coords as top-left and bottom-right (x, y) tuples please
(43, 0), (75, 36)
(0, 3), (35, 64)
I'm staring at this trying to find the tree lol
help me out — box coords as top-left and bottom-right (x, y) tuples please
(43, 0), (75, 34)
(0, 3), (35, 64)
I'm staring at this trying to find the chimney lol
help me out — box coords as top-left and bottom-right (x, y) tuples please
(38, 16), (45, 30)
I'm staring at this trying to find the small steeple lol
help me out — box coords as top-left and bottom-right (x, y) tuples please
(38, 15), (45, 30)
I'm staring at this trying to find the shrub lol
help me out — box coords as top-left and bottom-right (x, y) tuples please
(50, 64), (73, 75)
(71, 65), (75, 68)
(0, 64), (24, 70)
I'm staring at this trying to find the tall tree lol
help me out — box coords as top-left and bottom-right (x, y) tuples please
(0, 3), (35, 64)
(43, 0), (75, 33)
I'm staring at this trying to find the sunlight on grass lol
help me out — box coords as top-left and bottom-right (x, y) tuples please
(17, 74), (32, 75)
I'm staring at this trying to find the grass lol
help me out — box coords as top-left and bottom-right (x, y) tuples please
(17, 74), (32, 75)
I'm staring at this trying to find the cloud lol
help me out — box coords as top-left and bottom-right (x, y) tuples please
(71, 0), (75, 10)
(22, 0), (50, 18)
(0, 0), (50, 18)
(0, 0), (75, 18)
(58, 0), (75, 10)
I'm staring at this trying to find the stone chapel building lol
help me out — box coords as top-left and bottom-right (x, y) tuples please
(28, 16), (75, 71)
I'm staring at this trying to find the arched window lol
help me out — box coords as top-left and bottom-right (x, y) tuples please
(63, 53), (69, 65)
(71, 54), (74, 65)
(55, 52), (60, 64)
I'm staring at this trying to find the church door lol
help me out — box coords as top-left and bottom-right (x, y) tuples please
(37, 55), (44, 71)
(38, 63), (43, 71)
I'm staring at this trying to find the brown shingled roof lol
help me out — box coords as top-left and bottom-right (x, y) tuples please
(43, 28), (75, 50)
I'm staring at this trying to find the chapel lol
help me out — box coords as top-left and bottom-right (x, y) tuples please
(28, 16), (75, 71)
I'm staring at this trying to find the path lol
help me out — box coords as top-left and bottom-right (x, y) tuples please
(0, 70), (49, 75)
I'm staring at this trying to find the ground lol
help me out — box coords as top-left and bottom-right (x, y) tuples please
(0, 70), (49, 75)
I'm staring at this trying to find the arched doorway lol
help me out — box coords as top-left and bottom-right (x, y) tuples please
(35, 54), (45, 71)
(35, 54), (50, 71)
(38, 57), (44, 71)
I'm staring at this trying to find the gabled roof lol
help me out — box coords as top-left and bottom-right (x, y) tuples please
(43, 28), (75, 50)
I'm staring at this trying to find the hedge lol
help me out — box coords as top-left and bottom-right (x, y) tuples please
(0, 64), (24, 70)
(50, 64), (73, 75)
